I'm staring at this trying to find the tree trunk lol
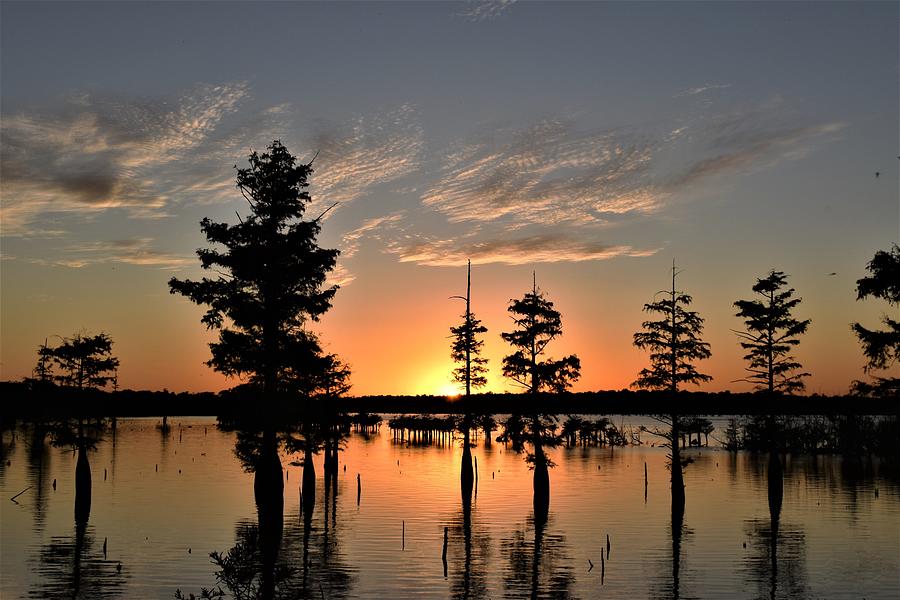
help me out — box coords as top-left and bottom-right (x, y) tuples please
(461, 420), (474, 501)
(670, 414), (685, 510)
(532, 420), (550, 524)
(302, 443), (316, 519)
(74, 440), (92, 525)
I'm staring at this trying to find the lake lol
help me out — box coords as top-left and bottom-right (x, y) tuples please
(1, 416), (898, 599)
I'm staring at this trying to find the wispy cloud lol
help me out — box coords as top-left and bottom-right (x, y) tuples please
(326, 262), (356, 287)
(667, 117), (845, 189)
(306, 104), (424, 215)
(1, 83), (251, 235)
(388, 233), (657, 267)
(457, 0), (517, 22)
(393, 101), (843, 268)
(14, 238), (191, 270)
(676, 83), (732, 97)
(422, 118), (663, 227)
(341, 212), (406, 258)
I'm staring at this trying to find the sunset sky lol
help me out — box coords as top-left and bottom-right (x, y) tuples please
(1, 1), (897, 396)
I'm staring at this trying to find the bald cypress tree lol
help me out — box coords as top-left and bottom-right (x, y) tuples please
(169, 140), (340, 515)
(632, 262), (711, 509)
(733, 270), (811, 395)
(169, 140), (339, 397)
(450, 260), (489, 500)
(501, 275), (581, 521)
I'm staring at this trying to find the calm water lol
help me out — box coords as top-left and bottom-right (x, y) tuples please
(1, 417), (898, 599)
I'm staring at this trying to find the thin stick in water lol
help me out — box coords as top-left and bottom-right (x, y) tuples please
(9, 486), (32, 503)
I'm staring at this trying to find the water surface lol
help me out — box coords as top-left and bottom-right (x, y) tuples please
(1, 417), (897, 599)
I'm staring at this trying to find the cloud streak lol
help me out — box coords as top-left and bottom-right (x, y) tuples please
(307, 105), (424, 215)
(457, 0), (517, 22)
(1, 83), (251, 234)
(388, 233), (656, 267)
(14, 238), (191, 270)
(422, 118), (663, 227)
(676, 83), (732, 97)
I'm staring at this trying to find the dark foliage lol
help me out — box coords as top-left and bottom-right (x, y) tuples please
(851, 244), (900, 397)
(34, 333), (119, 391)
(632, 264), (711, 393)
(169, 141), (339, 396)
(450, 261), (489, 394)
(501, 277), (581, 394)
(733, 271), (811, 394)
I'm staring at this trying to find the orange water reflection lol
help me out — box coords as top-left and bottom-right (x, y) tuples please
(0, 417), (898, 598)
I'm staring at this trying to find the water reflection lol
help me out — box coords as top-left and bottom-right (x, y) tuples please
(446, 494), (492, 599)
(501, 512), (575, 599)
(743, 453), (808, 599)
(29, 520), (127, 598)
(649, 471), (693, 600)
(0, 422), (15, 482)
(28, 418), (126, 598)
(179, 416), (355, 599)
(2, 415), (897, 599)
(25, 422), (51, 531)
(670, 499), (686, 600)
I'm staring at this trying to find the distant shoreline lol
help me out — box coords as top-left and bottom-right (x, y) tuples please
(1, 381), (895, 418)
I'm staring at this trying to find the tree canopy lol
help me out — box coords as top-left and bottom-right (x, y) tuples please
(450, 260), (489, 396)
(169, 141), (340, 396)
(851, 244), (900, 397)
(633, 264), (711, 393)
(35, 332), (119, 390)
(501, 277), (581, 394)
(733, 270), (811, 394)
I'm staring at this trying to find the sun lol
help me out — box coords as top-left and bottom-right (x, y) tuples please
(437, 383), (462, 398)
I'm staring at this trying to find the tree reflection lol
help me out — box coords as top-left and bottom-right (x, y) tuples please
(0, 420), (15, 482)
(29, 418), (125, 598)
(670, 497), (685, 600)
(501, 513), (575, 599)
(743, 453), (808, 599)
(445, 494), (492, 599)
(26, 421), (52, 531)
(178, 417), (354, 600)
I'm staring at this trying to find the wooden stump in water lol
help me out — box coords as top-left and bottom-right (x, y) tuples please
(442, 526), (448, 577)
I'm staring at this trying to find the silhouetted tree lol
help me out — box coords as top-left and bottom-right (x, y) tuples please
(633, 263), (712, 394)
(851, 244), (900, 397)
(633, 262), (711, 509)
(168, 140), (339, 398)
(501, 275), (581, 394)
(733, 271), (811, 395)
(33, 339), (54, 385)
(40, 332), (119, 390)
(451, 260), (490, 396)
(501, 275), (580, 520)
(450, 260), (489, 500)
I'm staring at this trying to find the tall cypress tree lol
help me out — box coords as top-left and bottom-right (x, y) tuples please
(169, 140), (339, 397)
(169, 140), (340, 536)
(450, 260), (489, 499)
(450, 261), (489, 397)
(733, 270), (811, 395)
(632, 262), (711, 509)
(501, 275), (581, 520)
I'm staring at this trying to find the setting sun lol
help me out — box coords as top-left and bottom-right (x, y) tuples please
(436, 383), (462, 398)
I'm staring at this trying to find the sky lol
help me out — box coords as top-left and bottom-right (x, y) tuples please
(1, 1), (897, 396)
